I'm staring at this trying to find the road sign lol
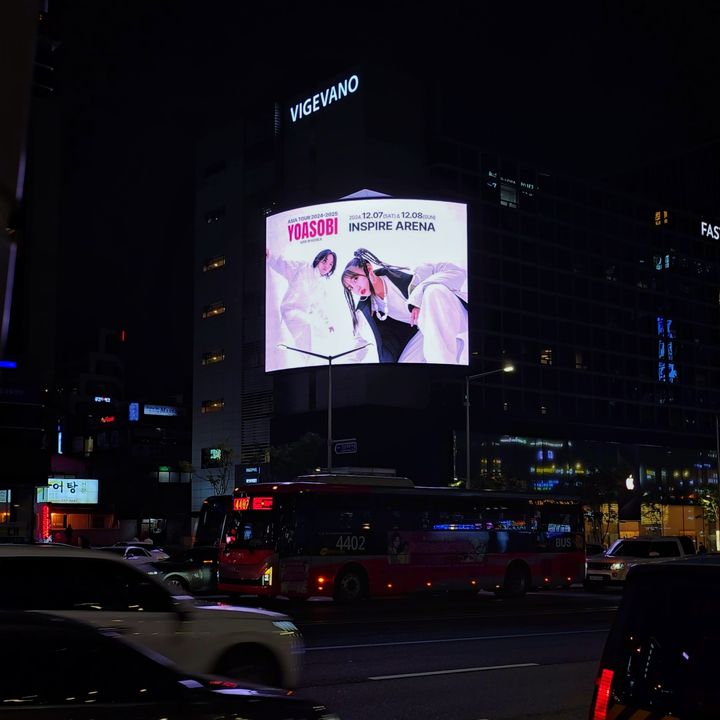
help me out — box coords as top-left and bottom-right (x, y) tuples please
(334, 439), (358, 455)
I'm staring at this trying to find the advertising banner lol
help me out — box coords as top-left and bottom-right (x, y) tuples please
(266, 198), (468, 371)
(39, 478), (99, 504)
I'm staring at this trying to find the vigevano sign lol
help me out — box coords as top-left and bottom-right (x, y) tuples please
(289, 74), (360, 123)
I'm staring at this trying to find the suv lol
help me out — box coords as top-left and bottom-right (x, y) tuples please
(584, 535), (695, 588)
(0, 545), (303, 688)
(589, 554), (720, 719)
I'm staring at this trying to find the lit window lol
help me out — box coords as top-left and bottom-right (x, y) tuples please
(201, 399), (224, 414)
(203, 255), (226, 272)
(202, 302), (226, 319)
(540, 405), (548, 415)
(540, 348), (553, 365)
(202, 349), (225, 365)
(500, 182), (518, 208)
(575, 352), (585, 369)
(654, 209), (669, 226)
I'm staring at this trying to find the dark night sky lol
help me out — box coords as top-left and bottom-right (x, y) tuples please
(50, 1), (720, 398)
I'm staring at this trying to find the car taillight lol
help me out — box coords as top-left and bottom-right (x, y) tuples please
(591, 668), (614, 720)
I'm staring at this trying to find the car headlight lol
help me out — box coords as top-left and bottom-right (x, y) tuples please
(610, 562), (626, 571)
(272, 620), (300, 635)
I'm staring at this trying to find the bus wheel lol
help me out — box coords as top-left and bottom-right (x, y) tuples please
(496, 562), (529, 599)
(334, 566), (367, 603)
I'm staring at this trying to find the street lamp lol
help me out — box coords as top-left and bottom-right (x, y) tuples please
(465, 364), (515, 489)
(279, 343), (371, 472)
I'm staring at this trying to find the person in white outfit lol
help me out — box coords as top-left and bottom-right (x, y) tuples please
(340, 248), (468, 364)
(267, 248), (337, 351)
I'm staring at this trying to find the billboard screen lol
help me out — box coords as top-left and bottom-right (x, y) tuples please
(266, 198), (468, 371)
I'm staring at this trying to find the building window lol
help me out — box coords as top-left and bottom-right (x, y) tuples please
(201, 399), (224, 414)
(575, 351), (586, 369)
(202, 255), (226, 272)
(500, 182), (518, 208)
(202, 301), (226, 319)
(204, 206), (226, 224)
(540, 348), (553, 365)
(654, 209), (669, 226)
(202, 349), (225, 365)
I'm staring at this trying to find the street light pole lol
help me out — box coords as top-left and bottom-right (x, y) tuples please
(279, 343), (371, 472)
(465, 364), (515, 489)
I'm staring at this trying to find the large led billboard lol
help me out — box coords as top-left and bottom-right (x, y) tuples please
(266, 198), (468, 371)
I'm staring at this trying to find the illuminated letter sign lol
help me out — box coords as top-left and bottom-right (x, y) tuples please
(143, 405), (178, 417)
(43, 478), (99, 504)
(234, 497), (250, 511)
(289, 75), (360, 123)
(251, 497), (274, 511)
(700, 220), (720, 239)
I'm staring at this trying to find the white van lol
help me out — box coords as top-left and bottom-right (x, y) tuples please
(0, 545), (303, 688)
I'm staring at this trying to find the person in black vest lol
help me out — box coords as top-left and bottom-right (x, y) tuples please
(340, 248), (468, 364)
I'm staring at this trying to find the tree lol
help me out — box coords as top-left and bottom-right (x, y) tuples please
(268, 432), (324, 481)
(580, 470), (620, 547)
(205, 440), (235, 495)
(696, 486), (720, 550)
(640, 498), (663, 536)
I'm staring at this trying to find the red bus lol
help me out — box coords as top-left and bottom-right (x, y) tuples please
(193, 495), (232, 547)
(217, 475), (585, 602)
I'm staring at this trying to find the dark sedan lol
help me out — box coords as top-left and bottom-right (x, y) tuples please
(146, 546), (220, 594)
(0, 611), (337, 719)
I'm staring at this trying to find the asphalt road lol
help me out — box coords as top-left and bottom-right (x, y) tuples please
(279, 588), (620, 720)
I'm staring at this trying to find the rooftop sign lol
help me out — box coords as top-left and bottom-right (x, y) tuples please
(289, 74), (359, 123)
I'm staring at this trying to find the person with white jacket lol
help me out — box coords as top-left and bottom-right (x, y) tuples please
(340, 248), (468, 364)
(267, 248), (337, 351)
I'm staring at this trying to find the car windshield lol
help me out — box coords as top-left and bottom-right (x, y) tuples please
(609, 541), (678, 558)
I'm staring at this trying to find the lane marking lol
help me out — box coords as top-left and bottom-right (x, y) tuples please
(307, 627), (608, 651)
(369, 662), (538, 680)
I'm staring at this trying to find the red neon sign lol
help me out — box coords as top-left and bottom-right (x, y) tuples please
(100, 416), (115, 424)
(40, 504), (50, 541)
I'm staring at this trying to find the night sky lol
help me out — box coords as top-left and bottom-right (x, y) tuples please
(49, 0), (720, 398)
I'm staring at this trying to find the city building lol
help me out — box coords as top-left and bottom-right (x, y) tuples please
(192, 63), (719, 547)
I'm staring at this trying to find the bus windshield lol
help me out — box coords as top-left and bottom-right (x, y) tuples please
(223, 510), (275, 550)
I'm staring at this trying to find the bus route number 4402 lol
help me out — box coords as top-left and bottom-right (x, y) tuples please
(336, 535), (366, 551)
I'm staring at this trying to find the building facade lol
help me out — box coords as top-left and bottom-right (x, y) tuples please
(192, 64), (720, 545)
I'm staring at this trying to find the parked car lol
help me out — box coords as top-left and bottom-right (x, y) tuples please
(589, 553), (720, 719)
(97, 543), (170, 564)
(584, 535), (695, 588)
(147, 547), (219, 594)
(0, 544), (303, 688)
(0, 611), (337, 720)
